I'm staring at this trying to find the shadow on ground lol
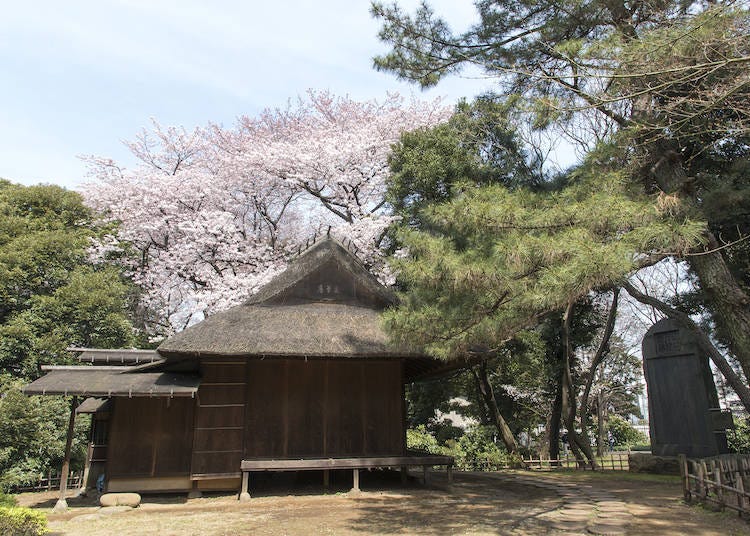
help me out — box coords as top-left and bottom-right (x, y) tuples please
(29, 470), (750, 535)
(345, 473), (559, 535)
(249, 467), (431, 497)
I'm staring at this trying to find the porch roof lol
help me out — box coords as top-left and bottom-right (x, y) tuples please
(23, 367), (200, 397)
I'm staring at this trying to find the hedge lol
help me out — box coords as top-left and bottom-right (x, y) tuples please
(0, 506), (48, 536)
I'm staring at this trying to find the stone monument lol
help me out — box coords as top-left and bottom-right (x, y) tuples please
(642, 317), (730, 457)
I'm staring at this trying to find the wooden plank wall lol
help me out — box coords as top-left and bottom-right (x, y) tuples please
(106, 397), (194, 478)
(244, 359), (403, 459)
(191, 359), (247, 475)
(107, 358), (403, 480)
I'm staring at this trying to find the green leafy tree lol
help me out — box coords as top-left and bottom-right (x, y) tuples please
(0, 179), (137, 487)
(0, 180), (137, 378)
(389, 98), (550, 455)
(388, 96), (537, 227)
(373, 1), (750, 391)
(382, 157), (702, 465)
(0, 378), (90, 490)
(382, 171), (702, 357)
(389, 98), (529, 454)
(385, 98), (668, 464)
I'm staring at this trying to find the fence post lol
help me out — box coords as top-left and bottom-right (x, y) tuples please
(734, 461), (746, 515)
(678, 454), (690, 502)
(715, 463), (725, 510)
(700, 460), (709, 500)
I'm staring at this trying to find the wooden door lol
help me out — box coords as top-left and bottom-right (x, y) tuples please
(191, 359), (248, 476)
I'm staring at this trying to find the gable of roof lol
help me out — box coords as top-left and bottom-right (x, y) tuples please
(246, 238), (396, 308)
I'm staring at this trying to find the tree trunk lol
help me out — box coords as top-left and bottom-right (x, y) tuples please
(471, 360), (519, 454)
(549, 380), (562, 465)
(596, 391), (607, 457)
(643, 144), (750, 382)
(580, 289), (619, 440)
(540, 412), (552, 459)
(55, 396), (78, 511)
(561, 300), (599, 468)
(622, 280), (750, 412)
(689, 235), (750, 381)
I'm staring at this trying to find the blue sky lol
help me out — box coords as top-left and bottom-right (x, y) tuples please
(0, 1), (500, 189)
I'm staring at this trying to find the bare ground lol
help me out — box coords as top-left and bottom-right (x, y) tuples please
(17, 469), (750, 535)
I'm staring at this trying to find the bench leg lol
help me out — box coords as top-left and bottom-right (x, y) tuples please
(239, 471), (251, 501)
(447, 464), (453, 484)
(323, 469), (330, 491)
(423, 465), (430, 485)
(400, 465), (408, 485)
(351, 469), (360, 493)
(187, 480), (202, 499)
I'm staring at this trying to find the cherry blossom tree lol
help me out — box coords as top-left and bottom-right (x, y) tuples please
(84, 91), (450, 335)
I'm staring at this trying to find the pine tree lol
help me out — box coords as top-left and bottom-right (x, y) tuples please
(373, 0), (750, 381)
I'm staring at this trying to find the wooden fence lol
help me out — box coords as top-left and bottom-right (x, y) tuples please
(523, 452), (629, 471)
(681, 453), (750, 516)
(10, 470), (84, 493)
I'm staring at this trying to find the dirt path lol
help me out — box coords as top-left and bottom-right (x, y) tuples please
(18, 470), (750, 535)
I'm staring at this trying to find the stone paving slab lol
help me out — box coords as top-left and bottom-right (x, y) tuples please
(550, 520), (590, 532)
(491, 472), (634, 534)
(587, 523), (628, 535)
(558, 513), (594, 523)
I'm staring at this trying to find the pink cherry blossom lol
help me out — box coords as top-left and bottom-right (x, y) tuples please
(83, 91), (450, 335)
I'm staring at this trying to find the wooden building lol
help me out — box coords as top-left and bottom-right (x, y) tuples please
(25, 239), (453, 498)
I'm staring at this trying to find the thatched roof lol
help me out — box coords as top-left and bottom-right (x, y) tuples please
(23, 367), (200, 397)
(159, 302), (417, 358)
(158, 238), (414, 358)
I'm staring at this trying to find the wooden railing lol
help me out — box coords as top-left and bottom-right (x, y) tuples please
(680, 453), (750, 516)
(10, 470), (84, 493)
(523, 452), (629, 471)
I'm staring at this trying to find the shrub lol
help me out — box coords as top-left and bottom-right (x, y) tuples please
(457, 426), (524, 469)
(406, 425), (441, 452)
(446, 426), (508, 471)
(728, 417), (750, 454)
(607, 415), (647, 447)
(0, 379), (90, 492)
(0, 506), (48, 536)
(431, 421), (464, 444)
(408, 424), (523, 470)
(0, 492), (17, 507)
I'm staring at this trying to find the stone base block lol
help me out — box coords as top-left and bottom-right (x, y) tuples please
(628, 453), (680, 475)
(100, 492), (141, 507)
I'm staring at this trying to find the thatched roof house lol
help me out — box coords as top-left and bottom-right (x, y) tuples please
(25, 238), (453, 498)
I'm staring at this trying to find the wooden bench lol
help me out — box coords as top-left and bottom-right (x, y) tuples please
(238, 453), (454, 500)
